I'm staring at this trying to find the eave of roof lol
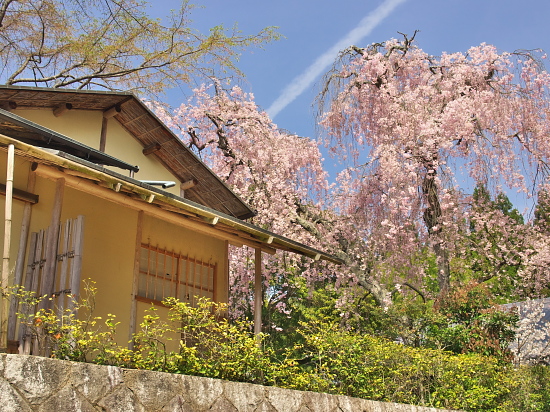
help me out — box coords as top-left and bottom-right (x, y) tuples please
(0, 85), (255, 220)
(0, 134), (343, 265)
(0, 108), (139, 172)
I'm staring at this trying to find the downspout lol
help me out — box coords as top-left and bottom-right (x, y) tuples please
(1, 144), (14, 350)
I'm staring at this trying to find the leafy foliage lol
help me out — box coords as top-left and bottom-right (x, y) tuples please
(15, 285), (550, 411)
(428, 282), (518, 359)
(0, 0), (278, 93)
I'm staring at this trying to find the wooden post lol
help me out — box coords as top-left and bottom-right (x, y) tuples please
(254, 248), (262, 339)
(99, 117), (108, 152)
(100, 105), (121, 152)
(68, 215), (84, 314)
(25, 230), (44, 355)
(56, 219), (71, 318)
(128, 210), (143, 348)
(18, 232), (37, 354)
(1, 144), (14, 350)
(224, 241), (229, 305)
(8, 170), (36, 341)
(38, 178), (64, 311)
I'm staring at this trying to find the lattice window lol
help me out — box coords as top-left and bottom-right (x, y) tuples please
(138, 244), (216, 305)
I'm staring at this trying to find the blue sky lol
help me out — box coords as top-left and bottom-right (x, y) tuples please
(157, 0), (550, 134)
(155, 0), (550, 188)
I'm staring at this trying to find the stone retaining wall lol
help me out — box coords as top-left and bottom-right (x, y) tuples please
(0, 354), (458, 411)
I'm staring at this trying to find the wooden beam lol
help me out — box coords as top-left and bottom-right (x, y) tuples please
(180, 179), (198, 198)
(103, 105), (122, 119)
(1, 144), (14, 350)
(55, 219), (71, 320)
(53, 103), (73, 117)
(0, 183), (38, 204)
(254, 248), (263, 340)
(204, 216), (219, 225)
(142, 143), (161, 156)
(0, 101), (17, 111)
(180, 179), (198, 191)
(62, 168), (101, 182)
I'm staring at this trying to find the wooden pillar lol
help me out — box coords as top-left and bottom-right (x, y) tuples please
(224, 241), (230, 305)
(8, 170), (36, 341)
(128, 210), (144, 348)
(1, 144), (14, 350)
(19, 232), (37, 354)
(67, 215), (85, 314)
(254, 248), (262, 338)
(100, 105), (121, 152)
(99, 117), (108, 152)
(38, 178), (65, 311)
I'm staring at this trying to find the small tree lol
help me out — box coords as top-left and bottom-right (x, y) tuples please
(0, 0), (277, 93)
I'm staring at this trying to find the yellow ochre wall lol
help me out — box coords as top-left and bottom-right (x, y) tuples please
(0, 161), (228, 347)
(11, 109), (182, 197)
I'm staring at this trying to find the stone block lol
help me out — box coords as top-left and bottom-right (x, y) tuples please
(124, 368), (187, 410)
(265, 386), (304, 412)
(3, 354), (69, 405)
(253, 400), (278, 412)
(222, 380), (265, 411)
(209, 395), (238, 411)
(0, 376), (33, 412)
(161, 395), (197, 412)
(37, 385), (96, 412)
(98, 385), (145, 412)
(302, 391), (340, 412)
(72, 362), (123, 404)
(181, 374), (224, 410)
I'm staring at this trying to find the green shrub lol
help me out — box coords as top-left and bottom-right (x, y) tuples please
(15, 284), (550, 411)
(279, 322), (521, 411)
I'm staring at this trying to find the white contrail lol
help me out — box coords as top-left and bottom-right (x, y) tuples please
(266, 0), (407, 119)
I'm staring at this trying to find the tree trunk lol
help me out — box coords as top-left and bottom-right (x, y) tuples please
(422, 165), (451, 295)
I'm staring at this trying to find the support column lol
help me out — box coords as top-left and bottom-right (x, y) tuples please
(128, 210), (144, 348)
(1, 144), (14, 350)
(254, 248), (262, 338)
